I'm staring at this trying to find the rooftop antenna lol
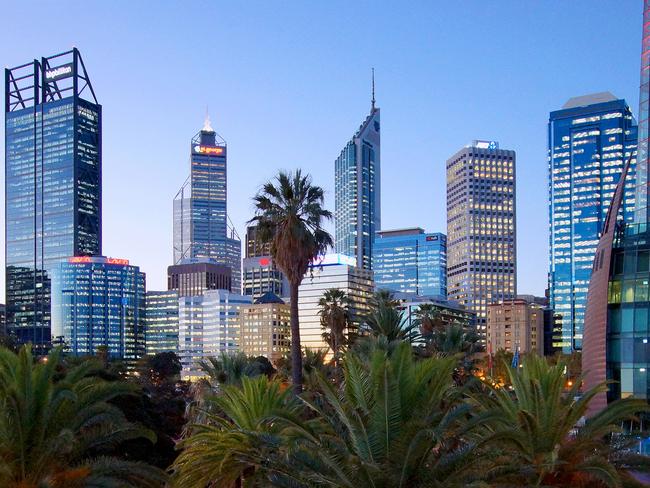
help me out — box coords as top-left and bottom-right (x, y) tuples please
(371, 68), (376, 111)
(203, 105), (214, 132)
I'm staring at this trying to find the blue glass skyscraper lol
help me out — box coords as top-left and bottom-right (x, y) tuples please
(373, 228), (447, 299)
(5, 49), (102, 351)
(173, 116), (242, 292)
(335, 86), (380, 270)
(548, 93), (637, 353)
(51, 256), (144, 360)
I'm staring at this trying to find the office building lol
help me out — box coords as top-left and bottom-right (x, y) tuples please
(145, 290), (179, 355)
(549, 93), (638, 353)
(373, 228), (446, 299)
(584, 3), (650, 413)
(177, 289), (251, 380)
(168, 259), (232, 296)
(298, 254), (374, 352)
(486, 298), (545, 356)
(446, 140), (516, 338)
(242, 225), (288, 300)
(239, 292), (290, 364)
(5, 49), (102, 351)
(334, 83), (380, 270)
(173, 116), (242, 292)
(51, 257), (144, 360)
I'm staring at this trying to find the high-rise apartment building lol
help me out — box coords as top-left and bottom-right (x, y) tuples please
(51, 257), (144, 360)
(335, 91), (380, 270)
(549, 94), (638, 353)
(242, 225), (288, 300)
(373, 228), (447, 299)
(298, 254), (374, 352)
(239, 292), (290, 364)
(446, 141), (516, 337)
(177, 289), (251, 380)
(144, 290), (179, 355)
(5, 49), (102, 351)
(486, 298), (545, 356)
(173, 117), (241, 292)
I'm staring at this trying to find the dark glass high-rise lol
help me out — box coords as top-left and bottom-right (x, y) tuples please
(4, 49), (101, 352)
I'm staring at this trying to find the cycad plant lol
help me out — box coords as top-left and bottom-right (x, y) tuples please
(172, 375), (302, 487)
(0, 345), (166, 488)
(477, 355), (650, 487)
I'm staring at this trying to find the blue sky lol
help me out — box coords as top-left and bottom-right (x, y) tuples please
(0, 0), (643, 296)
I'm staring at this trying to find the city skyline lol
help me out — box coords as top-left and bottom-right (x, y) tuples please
(0, 1), (643, 298)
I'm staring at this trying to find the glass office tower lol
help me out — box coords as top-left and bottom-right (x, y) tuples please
(173, 116), (242, 292)
(446, 141), (516, 339)
(548, 93), (637, 353)
(177, 289), (251, 380)
(145, 290), (179, 355)
(335, 96), (380, 270)
(298, 254), (374, 352)
(51, 257), (144, 360)
(373, 228), (447, 299)
(5, 49), (101, 351)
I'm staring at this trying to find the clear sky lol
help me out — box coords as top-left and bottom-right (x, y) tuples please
(0, 0), (643, 297)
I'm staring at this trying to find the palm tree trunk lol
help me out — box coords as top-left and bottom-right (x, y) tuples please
(290, 281), (303, 394)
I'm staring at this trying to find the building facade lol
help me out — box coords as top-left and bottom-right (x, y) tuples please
(5, 49), (102, 351)
(549, 93), (638, 353)
(446, 141), (516, 338)
(51, 257), (144, 360)
(177, 289), (251, 380)
(168, 259), (232, 296)
(242, 225), (288, 300)
(486, 298), (545, 356)
(398, 295), (476, 333)
(373, 228), (446, 299)
(239, 292), (290, 364)
(173, 117), (241, 292)
(144, 290), (179, 355)
(334, 98), (380, 270)
(298, 254), (374, 352)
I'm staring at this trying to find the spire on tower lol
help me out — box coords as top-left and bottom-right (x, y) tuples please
(203, 106), (214, 132)
(371, 68), (376, 111)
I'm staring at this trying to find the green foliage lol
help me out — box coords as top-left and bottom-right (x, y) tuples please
(475, 355), (650, 487)
(0, 345), (167, 487)
(318, 288), (355, 368)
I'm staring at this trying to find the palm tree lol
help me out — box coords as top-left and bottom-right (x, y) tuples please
(364, 299), (417, 343)
(250, 170), (332, 394)
(318, 288), (354, 369)
(477, 355), (650, 487)
(0, 345), (166, 487)
(413, 302), (444, 336)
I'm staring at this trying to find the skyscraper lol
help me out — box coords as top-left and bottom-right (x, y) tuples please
(5, 49), (102, 351)
(548, 94), (638, 353)
(373, 228), (447, 299)
(51, 257), (144, 360)
(167, 260), (232, 296)
(335, 80), (380, 270)
(298, 254), (374, 352)
(173, 116), (242, 292)
(446, 141), (516, 337)
(239, 292), (290, 364)
(242, 225), (288, 300)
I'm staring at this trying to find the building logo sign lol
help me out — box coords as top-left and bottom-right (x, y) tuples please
(68, 256), (130, 266)
(45, 63), (73, 81)
(475, 140), (499, 150)
(193, 145), (224, 155)
(426, 235), (439, 241)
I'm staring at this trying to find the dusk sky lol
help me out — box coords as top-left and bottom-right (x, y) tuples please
(0, 0), (643, 297)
